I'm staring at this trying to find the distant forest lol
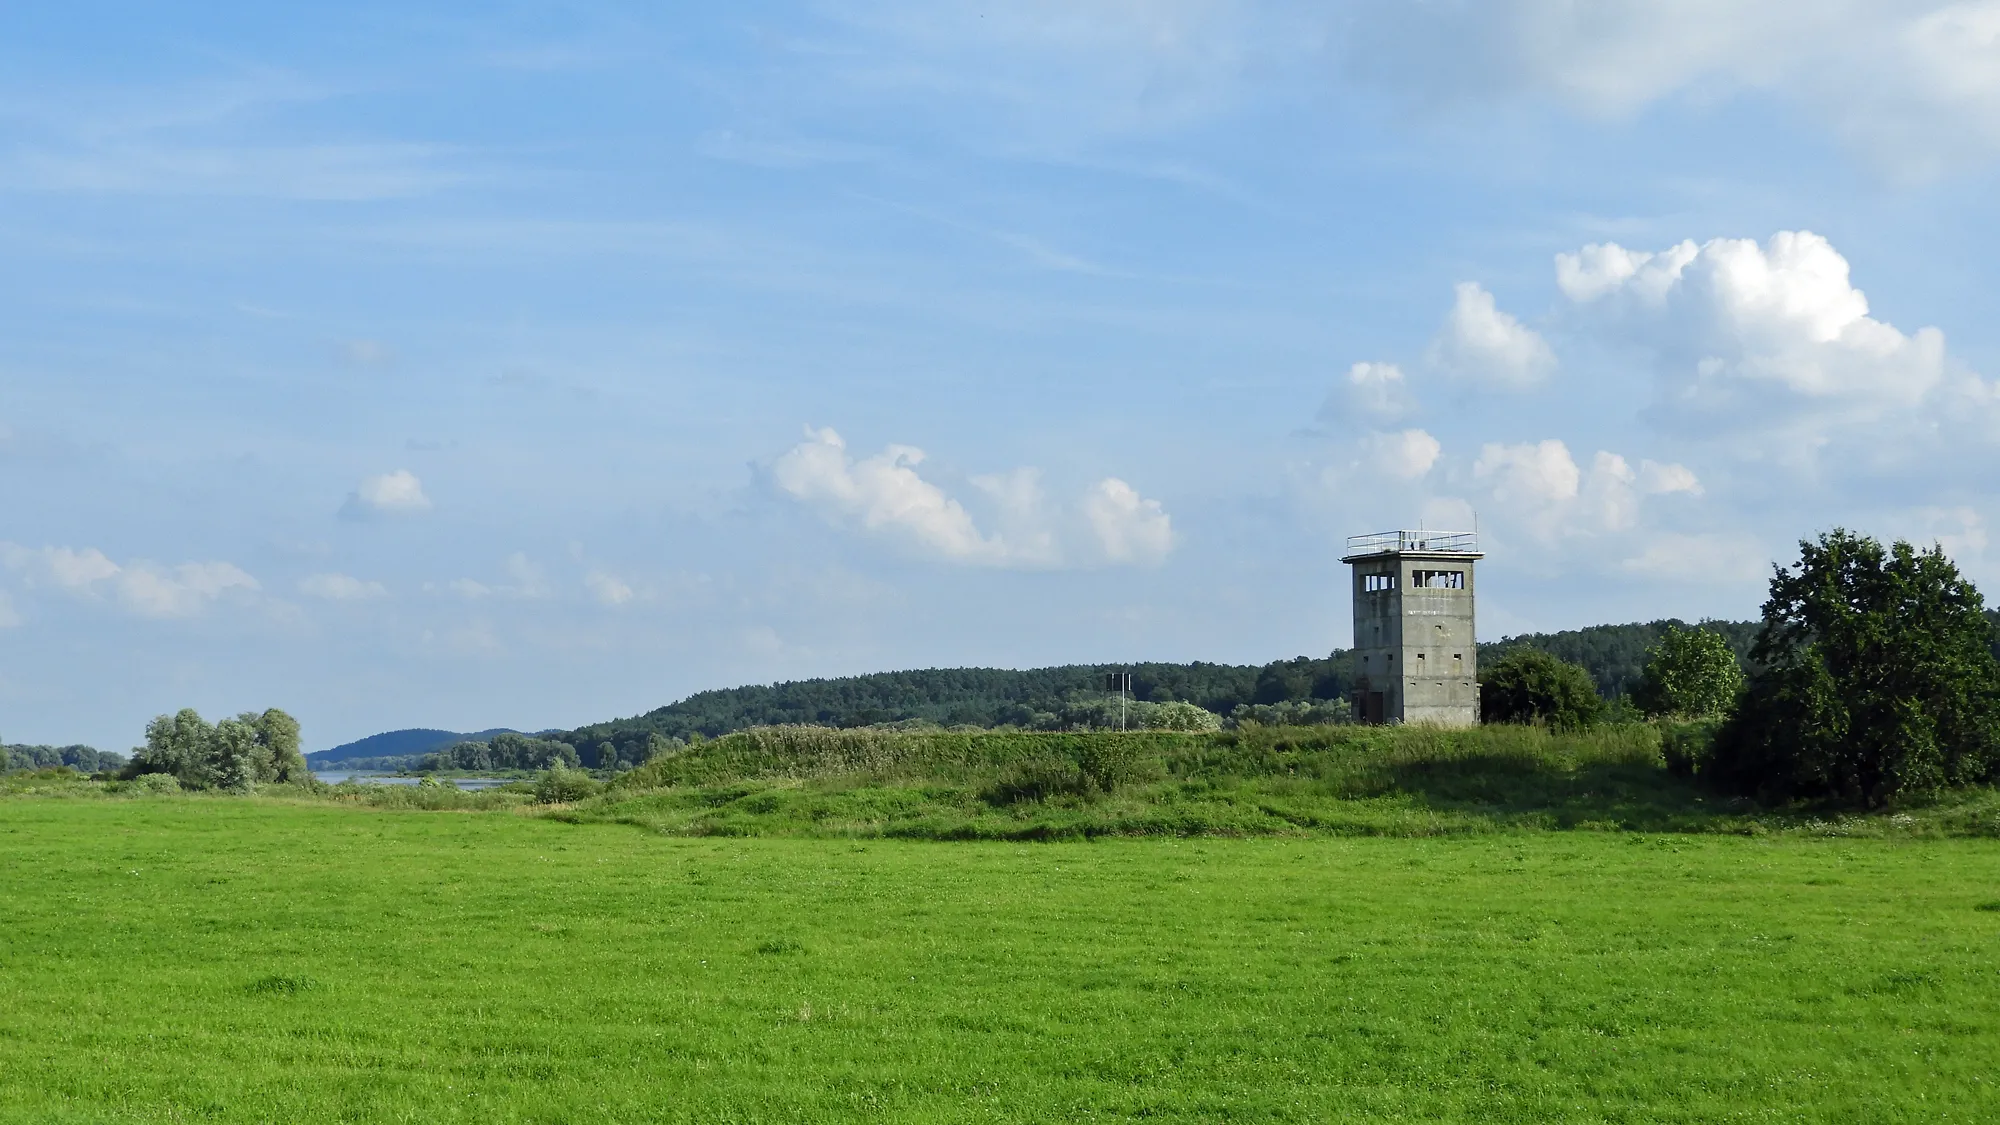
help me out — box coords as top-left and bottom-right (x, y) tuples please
(300, 614), (2000, 774)
(4, 743), (126, 773)
(549, 618), (1764, 766)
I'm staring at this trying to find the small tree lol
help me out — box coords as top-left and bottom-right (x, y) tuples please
(1480, 650), (1604, 730)
(1711, 530), (2000, 805)
(1635, 624), (1744, 719)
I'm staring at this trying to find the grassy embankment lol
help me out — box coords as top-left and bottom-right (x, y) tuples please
(2, 797), (1998, 1122)
(562, 722), (2000, 839)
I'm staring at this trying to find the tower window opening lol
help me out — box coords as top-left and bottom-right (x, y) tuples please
(1363, 574), (1397, 592)
(1411, 569), (1465, 589)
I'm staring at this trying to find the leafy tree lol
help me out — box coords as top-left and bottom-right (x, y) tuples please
(1479, 650), (1604, 730)
(134, 709), (218, 788)
(1709, 530), (2000, 805)
(210, 716), (262, 792)
(253, 709), (309, 783)
(1634, 624), (1745, 718)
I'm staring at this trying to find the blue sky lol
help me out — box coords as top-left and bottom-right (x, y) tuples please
(6, 1), (2000, 751)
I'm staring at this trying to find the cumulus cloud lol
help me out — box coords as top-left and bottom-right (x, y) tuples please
(298, 572), (388, 600)
(1081, 478), (1174, 565)
(340, 469), (431, 519)
(1551, 230), (1989, 467)
(1, 543), (260, 618)
(1427, 282), (1556, 389)
(1365, 428), (1443, 481)
(1474, 440), (1701, 540)
(770, 427), (1173, 568)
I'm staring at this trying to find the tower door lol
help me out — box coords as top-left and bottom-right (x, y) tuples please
(1364, 691), (1385, 724)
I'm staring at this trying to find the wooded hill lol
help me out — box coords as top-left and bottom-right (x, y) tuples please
(551, 618), (1760, 763)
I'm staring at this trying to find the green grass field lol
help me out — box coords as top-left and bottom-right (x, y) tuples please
(5, 797), (2000, 1122)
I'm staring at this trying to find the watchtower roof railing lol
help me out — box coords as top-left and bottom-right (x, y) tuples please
(1344, 530), (1478, 555)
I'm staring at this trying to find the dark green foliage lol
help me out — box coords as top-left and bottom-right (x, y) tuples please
(1659, 719), (1722, 779)
(1711, 530), (2000, 806)
(2, 742), (124, 773)
(1484, 619), (1758, 699)
(557, 660), (1352, 748)
(1479, 650), (1605, 730)
(1634, 624), (1745, 718)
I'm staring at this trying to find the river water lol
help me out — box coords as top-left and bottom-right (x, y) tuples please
(312, 771), (515, 790)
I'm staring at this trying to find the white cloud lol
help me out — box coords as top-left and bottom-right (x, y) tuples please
(771, 426), (1174, 568)
(1341, 0), (2000, 174)
(298, 572), (388, 600)
(340, 469), (432, 519)
(1427, 282), (1556, 389)
(1474, 439), (1580, 506)
(1323, 361), (1416, 423)
(585, 570), (634, 606)
(1082, 478), (1174, 565)
(0, 590), (20, 628)
(1551, 230), (1988, 468)
(773, 427), (1008, 563)
(1474, 440), (1701, 540)
(38, 546), (122, 591)
(1365, 428), (1442, 481)
(2, 543), (260, 618)
(6, 546), (259, 618)
(117, 562), (261, 618)
(1639, 460), (1704, 496)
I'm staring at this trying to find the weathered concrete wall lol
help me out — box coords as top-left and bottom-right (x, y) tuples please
(1345, 548), (1480, 727)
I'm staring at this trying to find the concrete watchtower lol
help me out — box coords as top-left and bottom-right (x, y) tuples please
(1341, 529), (1483, 726)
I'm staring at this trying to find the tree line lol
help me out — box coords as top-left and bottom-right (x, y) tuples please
(2, 743), (126, 774)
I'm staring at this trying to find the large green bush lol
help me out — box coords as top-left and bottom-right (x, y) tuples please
(1478, 650), (1604, 731)
(125, 708), (308, 792)
(1710, 530), (2000, 806)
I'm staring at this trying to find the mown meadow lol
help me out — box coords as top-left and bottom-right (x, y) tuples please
(5, 724), (2000, 1122)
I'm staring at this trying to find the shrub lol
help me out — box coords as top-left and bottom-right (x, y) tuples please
(1148, 701), (1223, 732)
(534, 767), (601, 804)
(129, 772), (182, 795)
(1479, 650), (1604, 731)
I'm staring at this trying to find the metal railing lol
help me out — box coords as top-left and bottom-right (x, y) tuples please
(1344, 530), (1479, 554)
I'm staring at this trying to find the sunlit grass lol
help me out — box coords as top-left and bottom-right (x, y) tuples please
(3, 799), (1999, 1122)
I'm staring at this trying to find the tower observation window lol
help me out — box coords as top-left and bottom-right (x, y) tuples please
(1411, 570), (1465, 589)
(1363, 574), (1397, 592)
